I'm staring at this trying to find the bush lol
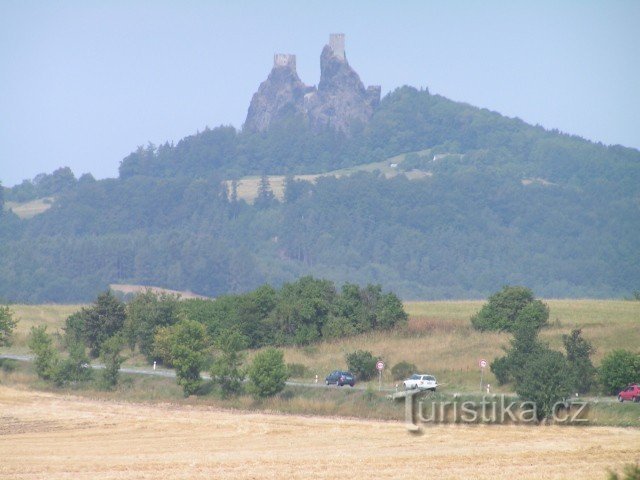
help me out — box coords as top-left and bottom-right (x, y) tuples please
(99, 335), (126, 390)
(391, 361), (417, 381)
(490, 355), (512, 385)
(211, 330), (247, 397)
(28, 325), (59, 381)
(169, 319), (210, 397)
(53, 339), (93, 387)
(346, 350), (377, 381)
(247, 348), (288, 398)
(599, 350), (640, 395)
(514, 348), (573, 421)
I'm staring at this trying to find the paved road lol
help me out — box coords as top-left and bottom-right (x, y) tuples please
(0, 353), (619, 401)
(0, 353), (394, 391)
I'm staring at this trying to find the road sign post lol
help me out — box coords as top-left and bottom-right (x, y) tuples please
(479, 359), (487, 391)
(376, 361), (385, 391)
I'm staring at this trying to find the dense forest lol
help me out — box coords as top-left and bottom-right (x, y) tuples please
(1, 86), (639, 303)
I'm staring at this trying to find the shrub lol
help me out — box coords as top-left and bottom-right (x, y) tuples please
(53, 339), (93, 387)
(99, 334), (126, 390)
(514, 348), (573, 421)
(391, 361), (417, 381)
(346, 350), (377, 381)
(490, 355), (512, 385)
(247, 348), (288, 398)
(169, 319), (210, 397)
(28, 325), (59, 381)
(599, 350), (640, 395)
(211, 330), (247, 397)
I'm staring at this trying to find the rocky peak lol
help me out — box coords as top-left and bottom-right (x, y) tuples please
(244, 34), (380, 134)
(243, 54), (314, 133)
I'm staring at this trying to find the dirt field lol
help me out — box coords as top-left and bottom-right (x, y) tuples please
(1, 386), (638, 479)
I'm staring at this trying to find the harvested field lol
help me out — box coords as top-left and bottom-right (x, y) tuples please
(1, 386), (638, 479)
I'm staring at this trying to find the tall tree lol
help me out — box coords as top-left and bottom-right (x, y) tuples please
(82, 291), (126, 357)
(0, 305), (16, 346)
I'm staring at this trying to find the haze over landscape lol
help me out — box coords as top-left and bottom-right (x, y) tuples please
(1, 4), (640, 479)
(1, 1), (639, 186)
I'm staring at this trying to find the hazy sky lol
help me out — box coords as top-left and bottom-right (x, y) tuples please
(1, 1), (638, 187)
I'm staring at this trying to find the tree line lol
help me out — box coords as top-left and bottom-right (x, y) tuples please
(26, 277), (406, 396)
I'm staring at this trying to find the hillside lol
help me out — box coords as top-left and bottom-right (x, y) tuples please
(1, 87), (639, 302)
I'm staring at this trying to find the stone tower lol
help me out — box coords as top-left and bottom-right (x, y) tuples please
(328, 33), (345, 60)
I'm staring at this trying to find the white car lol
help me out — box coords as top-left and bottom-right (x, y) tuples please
(403, 374), (437, 391)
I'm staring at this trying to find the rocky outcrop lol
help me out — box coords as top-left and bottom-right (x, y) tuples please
(243, 54), (314, 133)
(304, 37), (381, 132)
(244, 35), (380, 134)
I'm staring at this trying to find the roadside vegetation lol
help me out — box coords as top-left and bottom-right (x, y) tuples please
(2, 287), (638, 425)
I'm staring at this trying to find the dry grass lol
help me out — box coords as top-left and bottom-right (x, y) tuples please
(0, 385), (638, 479)
(282, 299), (639, 391)
(4, 197), (54, 218)
(7, 304), (82, 353)
(222, 150), (433, 203)
(109, 284), (208, 300)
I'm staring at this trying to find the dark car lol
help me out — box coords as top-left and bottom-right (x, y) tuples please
(325, 370), (356, 387)
(617, 384), (640, 402)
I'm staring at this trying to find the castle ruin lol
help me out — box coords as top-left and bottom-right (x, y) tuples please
(244, 34), (381, 134)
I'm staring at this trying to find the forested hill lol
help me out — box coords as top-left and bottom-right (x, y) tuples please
(2, 86), (639, 303)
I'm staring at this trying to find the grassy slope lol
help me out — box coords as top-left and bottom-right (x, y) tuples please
(224, 150), (432, 203)
(3, 197), (54, 218)
(281, 299), (639, 391)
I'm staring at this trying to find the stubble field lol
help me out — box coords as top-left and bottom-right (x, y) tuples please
(1, 385), (639, 480)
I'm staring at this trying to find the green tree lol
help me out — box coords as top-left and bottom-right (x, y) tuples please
(471, 286), (549, 332)
(99, 334), (126, 390)
(0, 305), (17, 346)
(28, 325), (59, 381)
(247, 348), (288, 398)
(254, 174), (275, 209)
(514, 348), (573, 421)
(211, 330), (247, 397)
(599, 350), (640, 395)
(124, 290), (180, 361)
(346, 350), (377, 381)
(375, 292), (408, 329)
(53, 339), (93, 387)
(562, 328), (597, 394)
(83, 291), (126, 357)
(170, 319), (210, 396)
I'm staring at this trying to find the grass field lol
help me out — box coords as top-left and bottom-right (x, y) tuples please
(0, 385), (638, 480)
